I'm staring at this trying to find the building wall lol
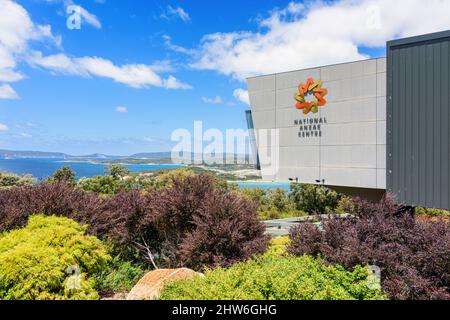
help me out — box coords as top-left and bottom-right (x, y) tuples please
(247, 58), (387, 190)
(387, 30), (450, 209)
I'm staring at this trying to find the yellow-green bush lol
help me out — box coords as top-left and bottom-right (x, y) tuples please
(264, 237), (291, 257)
(0, 215), (110, 300)
(160, 255), (386, 300)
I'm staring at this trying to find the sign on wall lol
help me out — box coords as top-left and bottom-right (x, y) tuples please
(294, 77), (328, 114)
(294, 77), (328, 138)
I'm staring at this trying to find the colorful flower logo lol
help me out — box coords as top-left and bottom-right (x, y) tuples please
(294, 77), (328, 114)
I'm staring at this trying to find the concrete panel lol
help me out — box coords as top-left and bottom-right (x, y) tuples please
(276, 87), (297, 110)
(325, 74), (377, 103)
(279, 126), (320, 147)
(321, 145), (377, 168)
(276, 107), (305, 128)
(377, 145), (386, 169)
(279, 146), (320, 168)
(377, 73), (386, 97)
(252, 110), (276, 129)
(248, 90), (276, 111)
(321, 122), (377, 146)
(277, 167), (320, 184)
(276, 68), (321, 90)
(377, 58), (387, 73)
(377, 121), (386, 145)
(322, 98), (377, 124)
(322, 167), (377, 189)
(321, 63), (352, 82)
(377, 96), (386, 121)
(377, 169), (386, 189)
(247, 75), (276, 93)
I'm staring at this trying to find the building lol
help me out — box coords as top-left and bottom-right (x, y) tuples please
(246, 30), (450, 208)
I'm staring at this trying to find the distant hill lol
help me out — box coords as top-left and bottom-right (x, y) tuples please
(0, 149), (252, 163)
(129, 152), (172, 159)
(0, 149), (70, 159)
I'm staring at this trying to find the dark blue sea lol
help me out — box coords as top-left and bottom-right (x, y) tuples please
(0, 158), (183, 180)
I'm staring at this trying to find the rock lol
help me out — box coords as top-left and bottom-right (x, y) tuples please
(126, 268), (202, 300)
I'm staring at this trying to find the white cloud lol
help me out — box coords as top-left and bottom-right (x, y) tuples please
(202, 96), (223, 104)
(27, 52), (192, 90)
(0, 1), (189, 92)
(0, 84), (19, 99)
(163, 75), (192, 90)
(0, 123), (9, 131)
(0, 0), (59, 83)
(163, 5), (191, 23)
(191, 0), (450, 80)
(115, 106), (128, 113)
(162, 35), (195, 55)
(233, 89), (250, 105)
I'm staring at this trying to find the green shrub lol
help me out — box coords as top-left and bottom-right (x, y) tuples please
(236, 187), (307, 220)
(78, 175), (125, 195)
(95, 255), (145, 294)
(160, 255), (386, 300)
(0, 172), (36, 189)
(0, 215), (110, 300)
(264, 237), (291, 257)
(289, 183), (341, 215)
(416, 207), (450, 217)
(46, 166), (76, 185)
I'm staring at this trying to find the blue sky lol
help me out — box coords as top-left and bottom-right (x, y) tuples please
(1, 0), (449, 155)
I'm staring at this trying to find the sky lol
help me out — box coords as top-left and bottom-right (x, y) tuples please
(1, 0), (450, 156)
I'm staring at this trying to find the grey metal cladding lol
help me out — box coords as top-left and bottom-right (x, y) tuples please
(387, 30), (450, 209)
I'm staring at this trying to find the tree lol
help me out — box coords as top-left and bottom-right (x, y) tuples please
(106, 165), (130, 180)
(49, 166), (76, 185)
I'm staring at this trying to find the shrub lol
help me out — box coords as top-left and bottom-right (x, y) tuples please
(0, 215), (110, 300)
(0, 182), (105, 233)
(289, 183), (341, 215)
(46, 166), (76, 185)
(160, 255), (386, 300)
(95, 255), (145, 295)
(0, 174), (269, 271)
(179, 191), (270, 269)
(288, 194), (450, 300)
(78, 175), (126, 195)
(0, 172), (36, 189)
(416, 207), (450, 218)
(264, 236), (291, 257)
(106, 174), (270, 270)
(236, 187), (307, 221)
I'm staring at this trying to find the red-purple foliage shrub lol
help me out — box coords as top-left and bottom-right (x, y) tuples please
(287, 194), (450, 300)
(180, 191), (268, 269)
(0, 175), (269, 271)
(0, 182), (104, 233)
(104, 175), (269, 269)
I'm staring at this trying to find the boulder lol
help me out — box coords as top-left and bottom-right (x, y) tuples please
(126, 268), (202, 300)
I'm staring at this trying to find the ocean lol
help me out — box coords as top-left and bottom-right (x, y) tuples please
(0, 158), (183, 180)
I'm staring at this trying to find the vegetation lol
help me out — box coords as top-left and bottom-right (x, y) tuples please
(235, 184), (343, 220)
(289, 183), (341, 215)
(0, 215), (110, 300)
(1, 165), (448, 301)
(288, 195), (450, 300)
(0, 172), (36, 189)
(0, 174), (269, 271)
(46, 166), (76, 185)
(160, 254), (386, 300)
(95, 255), (145, 295)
